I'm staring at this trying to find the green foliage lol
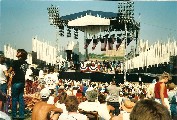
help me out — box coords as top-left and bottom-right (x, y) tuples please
(88, 53), (123, 61)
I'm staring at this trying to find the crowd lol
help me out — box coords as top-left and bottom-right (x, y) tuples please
(0, 49), (177, 120)
(60, 59), (122, 74)
(80, 59), (123, 74)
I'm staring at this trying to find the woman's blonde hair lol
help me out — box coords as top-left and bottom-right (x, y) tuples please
(160, 72), (172, 80)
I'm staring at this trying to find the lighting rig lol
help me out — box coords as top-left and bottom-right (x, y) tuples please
(117, 1), (135, 81)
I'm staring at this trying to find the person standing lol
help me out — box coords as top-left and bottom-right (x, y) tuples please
(154, 71), (171, 111)
(8, 49), (28, 120)
(0, 55), (8, 112)
(0, 55), (8, 94)
(106, 81), (121, 116)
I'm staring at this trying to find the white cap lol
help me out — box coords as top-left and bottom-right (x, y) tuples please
(40, 88), (51, 98)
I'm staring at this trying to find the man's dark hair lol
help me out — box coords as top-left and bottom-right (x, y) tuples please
(65, 96), (79, 112)
(130, 99), (171, 120)
(98, 93), (106, 104)
(17, 49), (28, 60)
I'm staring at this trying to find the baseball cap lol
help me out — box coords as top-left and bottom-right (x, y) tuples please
(40, 88), (51, 98)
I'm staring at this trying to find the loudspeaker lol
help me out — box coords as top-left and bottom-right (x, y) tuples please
(32, 51), (37, 64)
(170, 55), (177, 74)
(65, 50), (72, 61)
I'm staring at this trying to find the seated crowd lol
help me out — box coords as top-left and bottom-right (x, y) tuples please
(30, 71), (175, 120)
(0, 70), (176, 120)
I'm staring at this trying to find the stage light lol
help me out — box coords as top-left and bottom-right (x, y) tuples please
(117, 1), (135, 81)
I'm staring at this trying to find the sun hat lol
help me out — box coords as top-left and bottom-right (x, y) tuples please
(121, 99), (135, 113)
(40, 88), (51, 98)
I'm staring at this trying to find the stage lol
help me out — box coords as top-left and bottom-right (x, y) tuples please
(58, 72), (160, 84)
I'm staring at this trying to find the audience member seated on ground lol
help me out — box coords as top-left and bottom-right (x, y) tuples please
(129, 99), (171, 120)
(76, 88), (82, 97)
(47, 89), (55, 105)
(78, 89), (100, 112)
(58, 95), (88, 120)
(138, 93), (146, 100)
(112, 99), (136, 120)
(31, 88), (63, 120)
(0, 111), (11, 120)
(54, 86), (65, 103)
(76, 88), (83, 103)
(167, 82), (177, 119)
(55, 91), (67, 114)
(97, 93), (115, 120)
(66, 87), (73, 96)
(82, 83), (88, 96)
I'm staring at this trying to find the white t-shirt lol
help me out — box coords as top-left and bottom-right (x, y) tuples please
(0, 111), (11, 120)
(58, 112), (87, 120)
(39, 70), (44, 79)
(25, 68), (33, 81)
(47, 96), (55, 105)
(44, 74), (58, 89)
(0, 64), (7, 84)
(98, 103), (111, 120)
(55, 102), (68, 114)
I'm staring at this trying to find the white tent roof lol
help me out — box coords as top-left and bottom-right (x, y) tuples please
(68, 15), (110, 26)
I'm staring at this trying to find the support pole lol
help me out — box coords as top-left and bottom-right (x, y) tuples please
(124, 22), (127, 81)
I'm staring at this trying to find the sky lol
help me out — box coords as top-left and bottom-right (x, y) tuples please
(0, 0), (177, 55)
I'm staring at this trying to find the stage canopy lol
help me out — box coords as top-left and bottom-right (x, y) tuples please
(68, 15), (110, 26)
(61, 10), (118, 35)
(61, 10), (117, 21)
(60, 10), (140, 36)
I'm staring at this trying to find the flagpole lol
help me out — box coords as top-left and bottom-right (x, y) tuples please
(124, 22), (127, 81)
(84, 29), (89, 61)
(117, 1), (135, 82)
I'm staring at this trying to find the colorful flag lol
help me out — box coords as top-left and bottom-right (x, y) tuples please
(101, 34), (108, 51)
(116, 37), (122, 51)
(92, 38), (99, 50)
(84, 39), (92, 49)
